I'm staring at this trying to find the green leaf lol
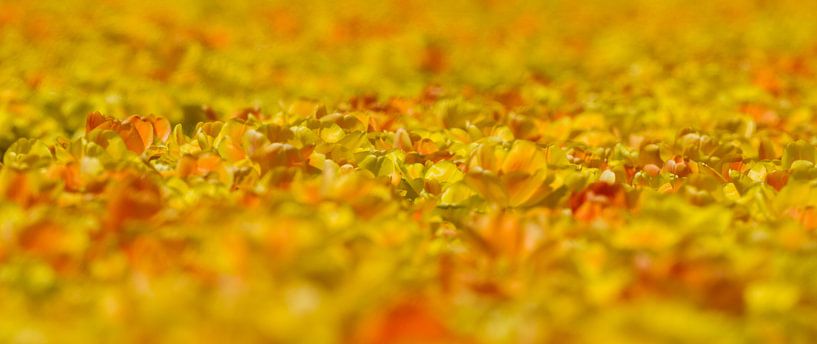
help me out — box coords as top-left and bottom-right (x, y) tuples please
(425, 161), (463, 184)
(320, 124), (345, 144)
(2, 138), (53, 169)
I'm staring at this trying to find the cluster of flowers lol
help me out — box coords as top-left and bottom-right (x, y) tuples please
(3, 0), (817, 342)
(2, 92), (817, 341)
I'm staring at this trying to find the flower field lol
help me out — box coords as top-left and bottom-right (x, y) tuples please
(2, 0), (817, 342)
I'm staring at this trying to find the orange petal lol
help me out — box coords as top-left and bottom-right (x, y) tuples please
(118, 125), (147, 154)
(86, 111), (114, 133)
(105, 173), (162, 230)
(196, 154), (223, 175)
(355, 299), (458, 344)
(149, 115), (171, 142)
(126, 116), (155, 149)
(177, 155), (197, 177)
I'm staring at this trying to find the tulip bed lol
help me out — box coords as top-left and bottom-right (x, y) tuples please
(2, 0), (817, 343)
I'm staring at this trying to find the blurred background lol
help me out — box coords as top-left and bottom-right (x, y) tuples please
(1, 0), (816, 146)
